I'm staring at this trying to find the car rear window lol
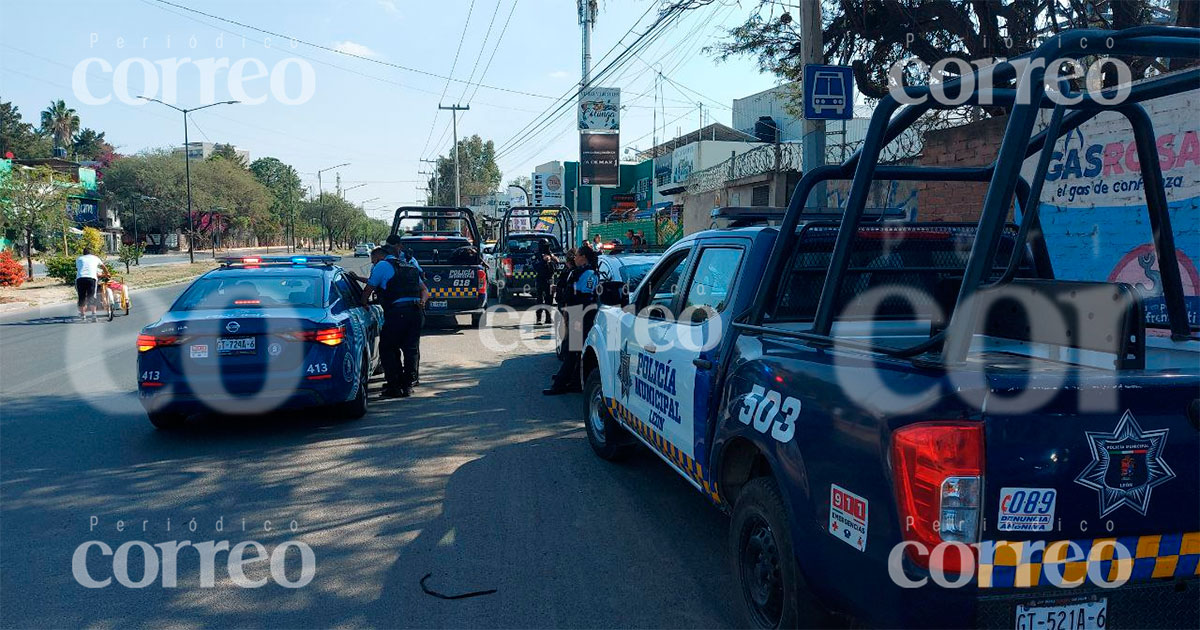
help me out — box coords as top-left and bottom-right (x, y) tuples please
(401, 238), (474, 265)
(173, 276), (324, 310)
(506, 236), (560, 255)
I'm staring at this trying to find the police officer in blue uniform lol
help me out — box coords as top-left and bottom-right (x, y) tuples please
(544, 245), (599, 395)
(364, 241), (429, 398)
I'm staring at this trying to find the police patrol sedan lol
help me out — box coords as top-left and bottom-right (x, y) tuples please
(136, 256), (380, 429)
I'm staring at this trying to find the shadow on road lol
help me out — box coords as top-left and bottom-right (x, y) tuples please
(0, 348), (735, 628)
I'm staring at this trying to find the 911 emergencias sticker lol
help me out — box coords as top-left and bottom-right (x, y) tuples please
(829, 484), (868, 551)
(997, 487), (1056, 532)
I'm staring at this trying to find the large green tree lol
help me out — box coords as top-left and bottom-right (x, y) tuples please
(71, 128), (112, 162)
(427, 134), (502, 206)
(40, 100), (79, 153)
(208, 143), (248, 169)
(0, 100), (52, 158)
(0, 165), (74, 277)
(250, 157), (303, 247)
(705, 0), (1172, 101)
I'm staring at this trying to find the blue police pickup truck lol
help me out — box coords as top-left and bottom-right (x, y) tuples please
(580, 27), (1199, 629)
(391, 207), (487, 327)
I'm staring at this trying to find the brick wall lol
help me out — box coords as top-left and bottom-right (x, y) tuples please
(917, 115), (1009, 222)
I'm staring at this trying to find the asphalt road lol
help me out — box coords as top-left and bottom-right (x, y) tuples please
(0, 258), (738, 628)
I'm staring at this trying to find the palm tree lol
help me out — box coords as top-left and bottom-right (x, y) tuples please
(40, 100), (79, 153)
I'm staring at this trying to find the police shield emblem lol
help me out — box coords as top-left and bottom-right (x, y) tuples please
(1074, 410), (1174, 517)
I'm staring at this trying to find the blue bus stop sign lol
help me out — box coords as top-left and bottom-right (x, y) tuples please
(803, 64), (854, 120)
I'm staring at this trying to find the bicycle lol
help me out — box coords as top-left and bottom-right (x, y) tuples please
(99, 276), (131, 321)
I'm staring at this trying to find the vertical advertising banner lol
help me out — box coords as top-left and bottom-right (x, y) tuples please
(580, 133), (620, 187)
(531, 171), (565, 207)
(579, 87), (620, 131)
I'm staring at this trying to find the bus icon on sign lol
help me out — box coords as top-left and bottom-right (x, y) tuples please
(804, 64), (854, 120)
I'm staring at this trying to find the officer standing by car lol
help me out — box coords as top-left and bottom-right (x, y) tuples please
(363, 243), (429, 399)
(544, 245), (598, 395)
(531, 240), (557, 325)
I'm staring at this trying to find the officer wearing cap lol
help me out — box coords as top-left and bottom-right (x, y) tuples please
(364, 237), (429, 398)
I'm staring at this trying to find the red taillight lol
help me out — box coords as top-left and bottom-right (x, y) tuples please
(287, 326), (345, 346)
(242, 257), (261, 263)
(891, 421), (983, 573)
(233, 299), (261, 305)
(477, 269), (487, 295)
(502, 258), (513, 277)
(137, 333), (179, 352)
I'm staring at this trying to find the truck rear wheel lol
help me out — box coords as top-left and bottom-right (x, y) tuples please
(584, 371), (630, 460)
(731, 477), (829, 629)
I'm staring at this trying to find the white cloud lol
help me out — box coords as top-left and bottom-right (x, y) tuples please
(334, 41), (379, 58)
(377, 0), (402, 17)
(548, 70), (571, 79)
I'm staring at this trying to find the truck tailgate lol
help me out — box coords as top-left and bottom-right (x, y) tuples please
(979, 369), (1199, 586)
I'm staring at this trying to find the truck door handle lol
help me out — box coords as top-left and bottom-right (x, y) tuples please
(693, 358), (713, 370)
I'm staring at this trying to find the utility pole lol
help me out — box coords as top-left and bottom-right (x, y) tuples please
(798, 0), (825, 209)
(316, 162), (349, 253)
(419, 158), (440, 205)
(438, 104), (469, 207)
(579, 0), (600, 227)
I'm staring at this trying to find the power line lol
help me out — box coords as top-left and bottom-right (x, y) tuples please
(464, 0), (520, 104)
(145, 0), (557, 100)
(458, 0), (505, 102)
(494, 2), (689, 161)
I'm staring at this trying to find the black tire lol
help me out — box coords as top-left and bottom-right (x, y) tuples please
(148, 412), (186, 430)
(730, 477), (829, 629)
(338, 354), (369, 420)
(471, 312), (483, 328)
(106, 295), (115, 322)
(583, 370), (631, 460)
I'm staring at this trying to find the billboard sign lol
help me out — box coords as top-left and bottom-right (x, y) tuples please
(580, 133), (620, 186)
(579, 87), (620, 131)
(803, 64), (854, 120)
(532, 171), (564, 207)
(671, 143), (697, 184)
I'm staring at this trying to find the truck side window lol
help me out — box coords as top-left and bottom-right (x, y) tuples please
(682, 247), (743, 323)
(641, 251), (690, 319)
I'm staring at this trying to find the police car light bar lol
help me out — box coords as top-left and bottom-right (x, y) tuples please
(218, 255), (341, 266)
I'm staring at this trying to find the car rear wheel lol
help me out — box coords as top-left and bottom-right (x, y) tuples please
(470, 312), (483, 328)
(584, 371), (630, 460)
(731, 477), (830, 629)
(148, 412), (186, 431)
(339, 354), (369, 420)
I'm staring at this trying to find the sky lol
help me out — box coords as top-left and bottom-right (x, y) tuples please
(0, 0), (780, 220)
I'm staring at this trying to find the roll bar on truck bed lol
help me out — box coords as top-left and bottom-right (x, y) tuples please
(739, 26), (1200, 364)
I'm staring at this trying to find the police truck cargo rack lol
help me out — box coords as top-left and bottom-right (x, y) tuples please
(580, 26), (1199, 629)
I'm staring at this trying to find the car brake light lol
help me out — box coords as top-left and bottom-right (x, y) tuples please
(287, 326), (345, 346)
(477, 269), (487, 295)
(891, 421), (983, 574)
(502, 258), (513, 277)
(242, 257), (261, 263)
(137, 333), (179, 352)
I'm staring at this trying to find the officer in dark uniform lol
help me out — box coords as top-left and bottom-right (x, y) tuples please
(531, 240), (557, 325)
(544, 245), (598, 395)
(364, 244), (428, 398)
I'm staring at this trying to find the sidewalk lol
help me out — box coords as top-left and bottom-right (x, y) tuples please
(0, 246), (294, 313)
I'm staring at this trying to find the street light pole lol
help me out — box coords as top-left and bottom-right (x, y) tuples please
(138, 97), (239, 263)
(315, 162), (350, 253)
